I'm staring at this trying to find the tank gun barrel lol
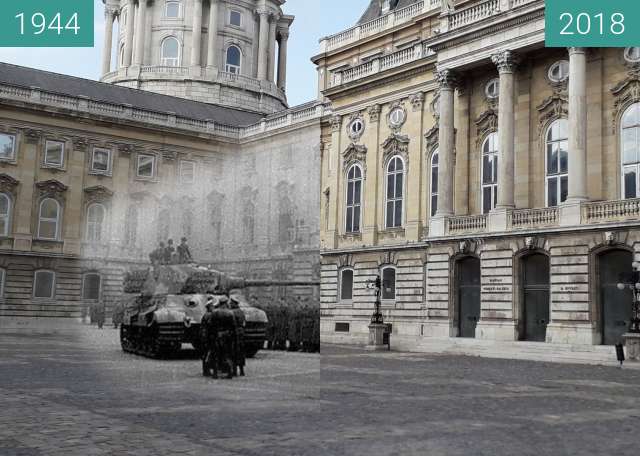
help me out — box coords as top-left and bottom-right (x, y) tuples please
(243, 279), (321, 287)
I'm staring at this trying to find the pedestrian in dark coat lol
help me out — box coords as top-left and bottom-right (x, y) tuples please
(201, 300), (218, 378)
(230, 297), (246, 377)
(211, 297), (237, 379)
(177, 237), (193, 264)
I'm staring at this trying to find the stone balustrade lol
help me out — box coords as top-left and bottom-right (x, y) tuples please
(509, 207), (559, 229)
(583, 198), (640, 224)
(447, 214), (488, 234)
(0, 82), (327, 142)
(448, 0), (499, 30)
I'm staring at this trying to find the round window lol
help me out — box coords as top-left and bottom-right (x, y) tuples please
(348, 118), (364, 138)
(485, 78), (500, 100)
(624, 47), (640, 63)
(548, 60), (569, 83)
(388, 107), (406, 128)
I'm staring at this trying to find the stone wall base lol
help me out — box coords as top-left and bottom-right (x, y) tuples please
(476, 320), (517, 341)
(546, 322), (597, 345)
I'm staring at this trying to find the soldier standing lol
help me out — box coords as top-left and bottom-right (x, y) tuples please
(230, 296), (246, 377)
(164, 239), (176, 265)
(212, 297), (237, 379)
(177, 237), (193, 264)
(200, 300), (218, 378)
(150, 242), (165, 265)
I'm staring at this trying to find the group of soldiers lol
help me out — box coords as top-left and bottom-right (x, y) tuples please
(200, 294), (247, 379)
(149, 237), (193, 265)
(253, 296), (320, 353)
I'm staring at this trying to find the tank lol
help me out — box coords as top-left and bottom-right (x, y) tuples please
(119, 264), (318, 358)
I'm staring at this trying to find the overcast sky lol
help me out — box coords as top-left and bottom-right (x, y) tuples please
(0, 0), (370, 107)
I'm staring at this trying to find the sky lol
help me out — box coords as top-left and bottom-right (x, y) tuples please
(0, 0), (371, 107)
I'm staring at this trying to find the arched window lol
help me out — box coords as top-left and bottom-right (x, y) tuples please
(161, 36), (181, 66)
(622, 103), (640, 199)
(385, 156), (404, 228)
(430, 149), (439, 217)
(165, 0), (182, 18)
(82, 273), (101, 300)
(345, 164), (362, 233)
(33, 270), (55, 299)
(546, 119), (569, 207)
(381, 266), (396, 300)
(86, 204), (106, 243)
(38, 198), (60, 240)
(340, 268), (354, 301)
(481, 132), (498, 214)
(225, 45), (242, 74)
(0, 193), (11, 237)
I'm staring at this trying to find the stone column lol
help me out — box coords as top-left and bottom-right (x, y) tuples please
(256, 9), (270, 80)
(277, 29), (288, 90)
(123, 0), (135, 67)
(567, 47), (588, 203)
(434, 70), (458, 220)
(133, 0), (148, 66)
(491, 50), (519, 210)
(267, 16), (278, 82)
(206, 0), (219, 68)
(191, 0), (203, 67)
(102, 9), (115, 75)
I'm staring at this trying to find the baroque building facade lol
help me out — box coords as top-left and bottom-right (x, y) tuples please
(317, 0), (640, 348)
(0, 0), (320, 327)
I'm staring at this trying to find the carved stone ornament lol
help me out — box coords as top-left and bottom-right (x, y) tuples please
(330, 115), (342, 132)
(84, 185), (114, 203)
(36, 179), (68, 198)
(491, 50), (520, 73)
(338, 254), (353, 268)
(611, 70), (640, 133)
(346, 112), (365, 142)
(387, 101), (407, 132)
(378, 250), (397, 266)
(430, 93), (440, 120)
(537, 94), (568, 135)
(475, 109), (498, 146)
(436, 69), (459, 89)
(409, 92), (425, 112)
(117, 143), (135, 155)
(23, 129), (42, 144)
(342, 143), (367, 173)
(72, 136), (90, 152)
(604, 231), (617, 245)
(525, 237), (536, 250)
(368, 104), (381, 123)
(425, 125), (439, 152)
(382, 133), (410, 166)
(459, 240), (470, 254)
(0, 173), (19, 195)
(161, 149), (178, 161)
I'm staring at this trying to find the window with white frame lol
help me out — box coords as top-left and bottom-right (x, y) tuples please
(161, 36), (181, 66)
(345, 164), (362, 233)
(38, 198), (60, 240)
(33, 270), (55, 299)
(340, 268), (354, 301)
(179, 160), (196, 184)
(165, 0), (182, 18)
(0, 268), (5, 297)
(91, 147), (112, 174)
(622, 103), (640, 199)
(385, 156), (404, 228)
(136, 154), (155, 178)
(44, 140), (65, 168)
(430, 149), (439, 217)
(225, 45), (242, 74)
(546, 119), (569, 207)
(229, 10), (242, 27)
(86, 203), (106, 242)
(381, 266), (396, 300)
(0, 133), (16, 160)
(0, 193), (10, 237)
(82, 273), (101, 300)
(548, 60), (569, 83)
(485, 78), (500, 100)
(481, 132), (499, 214)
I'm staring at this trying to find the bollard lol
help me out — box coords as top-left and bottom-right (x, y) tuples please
(615, 343), (625, 368)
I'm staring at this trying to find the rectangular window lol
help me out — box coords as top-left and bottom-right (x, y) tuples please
(91, 148), (112, 174)
(340, 270), (354, 301)
(0, 133), (16, 160)
(624, 167), (637, 199)
(44, 141), (65, 167)
(33, 270), (55, 299)
(179, 160), (196, 184)
(82, 274), (101, 300)
(335, 322), (350, 333)
(382, 268), (396, 300)
(229, 10), (242, 27)
(137, 154), (155, 178)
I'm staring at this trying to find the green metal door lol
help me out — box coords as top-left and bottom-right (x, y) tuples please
(600, 250), (633, 345)
(457, 257), (481, 338)
(522, 254), (550, 342)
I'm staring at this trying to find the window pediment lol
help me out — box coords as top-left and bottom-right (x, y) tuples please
(611, 74), (640, 133)
(0, 174), (19, 195)
(382, 133), (409, 167)
(536, 95), (568, 135)
(84, 185), (113, 203)
(342, 143), (367, 173)
(475, 109), (498, 146)
(36, 180), (68, 198)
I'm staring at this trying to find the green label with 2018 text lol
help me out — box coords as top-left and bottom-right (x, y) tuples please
(0, 0), (94, 47)
(546, 0), (640, 47)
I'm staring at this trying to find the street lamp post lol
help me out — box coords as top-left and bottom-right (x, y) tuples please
(367, 275), (384, 325)
(616, 261), (640, 334)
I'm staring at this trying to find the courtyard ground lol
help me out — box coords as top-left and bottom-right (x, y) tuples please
(1, 327), (639, 455)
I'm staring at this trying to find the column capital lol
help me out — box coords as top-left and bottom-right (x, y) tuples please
(277, 28), (290, 41)
(436, 69), (459, 89)
(491, 50), (520, 73)
(568, 47), (587, 56)
(256, 7), (271, 18)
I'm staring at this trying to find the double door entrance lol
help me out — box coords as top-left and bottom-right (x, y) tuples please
(521, 254), (550, 342)
(599, 250), (633, 345)
(457, 257), (481, 338)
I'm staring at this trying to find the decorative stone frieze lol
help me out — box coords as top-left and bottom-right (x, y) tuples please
(23, 129), (42, 144)
(475, 109), (498, 145)
(0, 173), (19, 196)
(368, 104), (381, 123)
(342, 143), (367, 173)
(409, 92), (425, 112)
(161, 150), (178, 161)
(83, 185), (114, 204)
(72, 136), (90, 152)
(36, 180), (68, 198)
(381, 133), (410, 166)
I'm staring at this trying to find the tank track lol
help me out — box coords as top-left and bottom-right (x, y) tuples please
(120, 323), (184, 359)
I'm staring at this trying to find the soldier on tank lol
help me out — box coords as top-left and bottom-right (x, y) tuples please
(150, 242), (165, 265)
(164, 239), (176, 265)
(201, 299), (218, 378)
(177, 237), (193, 264)
(229, 296), (246, 377)
(212, 297), (237, 379)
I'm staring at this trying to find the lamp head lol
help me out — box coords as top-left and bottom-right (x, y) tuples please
(617, 283), (626, 291)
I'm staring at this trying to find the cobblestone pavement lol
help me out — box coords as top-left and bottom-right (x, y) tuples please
(2, 330), (640, 455)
